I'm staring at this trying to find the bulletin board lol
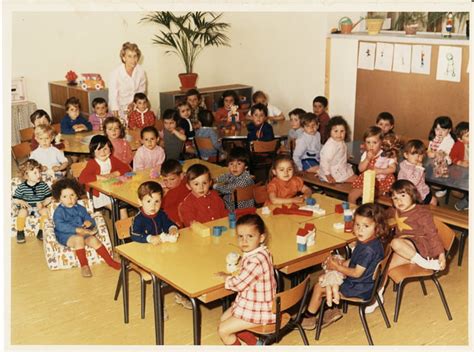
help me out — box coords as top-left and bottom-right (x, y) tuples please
(354, 43), (469, 141)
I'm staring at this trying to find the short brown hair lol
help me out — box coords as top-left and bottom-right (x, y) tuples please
(65, 97), (80, 110)
(137, 181), (163, 200)
(120, 42), (141, 63)
(103, 116), (126, 139)
(363, 126), (383, 141)
(186, 164), (210, 182)
(161, 159), (183, 176)
(300, 113), (319, 127)
(30, 109), (51, 125)
(19, 159), (42, 179)
(354, 203), (389, 240)
(403, 139), (426, 155)
(390, 179), (419, 205)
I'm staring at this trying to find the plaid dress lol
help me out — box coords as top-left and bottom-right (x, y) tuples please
(225, 246), (276, 325)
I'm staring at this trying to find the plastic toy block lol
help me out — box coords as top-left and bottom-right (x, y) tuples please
(362, 169), (376, 204)
(261, 207), (271, 215)
(300, 205), (326, 216)
(124, 172), (136, 177)
(344, 221), (353, 233)
(333, 222), (344, 230)
(342, 201), (350, 210)
(191, 222), (211, 238)
(335, 204), (344, 214)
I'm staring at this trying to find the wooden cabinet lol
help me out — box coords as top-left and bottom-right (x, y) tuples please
(48, 81), (109, 124)
(159, 84), (253, 116)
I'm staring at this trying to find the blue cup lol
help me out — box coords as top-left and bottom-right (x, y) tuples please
(297, 243), (307, 252)
(212, 226), (223, 237)
(306, 197), (316, 206)
(229, 219), (236, 229)
(342, 201), (350, 210)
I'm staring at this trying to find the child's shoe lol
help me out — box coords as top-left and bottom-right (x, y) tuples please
(454, 197), (469, 211)
(435, 189), (447, 198)
(36, 230), (43, 241)
(321, 308), (343, 328)
(16, 231), (26, 244)
(175, 292), (193, 310)
(81, 265), (93, 277)
(424, 258), (442, 271)
(301, 315), (317, 330)
(365, 289), (384, 314)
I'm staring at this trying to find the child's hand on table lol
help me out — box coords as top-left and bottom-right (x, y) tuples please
(149, 236), (161, 246)
(214, 271), (230, 279)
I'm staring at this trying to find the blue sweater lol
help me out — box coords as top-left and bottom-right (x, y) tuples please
(131, 209), (177, 243)
(60, 114), (93, 134)
(247, 122), (274, 142)
(53, 203), (95, 238)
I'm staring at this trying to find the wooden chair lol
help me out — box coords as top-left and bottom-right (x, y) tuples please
(388, 219), (455, 323)
(316, 248), (393, 345)
(250, 139), (279, 181)
(70, 161), (88, 179)
(113, 217), (152, 320)
(252, 139), (279, 153)
(19, 127), (34, 142)
(194, 137), (219, 163)
(246, 276), (311, 345)
(232, 184), (256, 209)
(253, 184), (269, 206)
(12, 142), (32, 165)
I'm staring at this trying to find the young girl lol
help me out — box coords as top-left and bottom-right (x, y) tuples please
(216, 214), (276, 345)
(301, 203), (386, 330)
(89, 97), (113, 131)
(78, 135), (131, 219)
(103, 116), (133, 165)
(348, 126), (397, 204)
(13, 159), (52, 243)
(288, 108), (305, 140)
(214, 90), (244, 125)
(133, 126), (165, 172)
(267, 155), (312, 205)
(176, 101), (195, 140)
(450, 122), (469, 211)
(52, 178), (120, 277)
(398, 139), (436, 205)
(319, 116), (356, 184)
(161, 109), (186, 160)
(127, 92), (156, 130)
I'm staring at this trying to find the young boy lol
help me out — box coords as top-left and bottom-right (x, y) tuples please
(89, 97), (112, 131)
(133, 126), (166, 172)
(29, 109), (64, 151)
(376, 112), (396, 136)
(288, 108), (305, 140)
(195, 110), (222, 160)
(30, 125), (69, 175)
(178, 164), (228, 227)
(60, 97), (92, 134)
(450, 121), (469, 211)
(312, 96), (330, 144)
(214, 147), (255, 211)
(293, 113), (322, 172)
(247, 103), (274, 143)
(161, 109), (186, 160)
(186, 88), (207, 121)
(13, 159), (52, 243)
(161, 159), (190, 227)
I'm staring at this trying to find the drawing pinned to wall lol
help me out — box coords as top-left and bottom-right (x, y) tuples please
(411, 45), (432, 75)
(375, 42), (394, 71)
(393, 44), (412, 73)
(358, 42), (376, 70)
(436, 46), (462, 82)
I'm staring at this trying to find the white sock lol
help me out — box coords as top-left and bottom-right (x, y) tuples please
(410, 253), (440, 270)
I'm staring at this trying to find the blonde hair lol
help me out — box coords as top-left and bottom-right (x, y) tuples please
(120, 42), (141, 63)
(34, 124), (54, 138)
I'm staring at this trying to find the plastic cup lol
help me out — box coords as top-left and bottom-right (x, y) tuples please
(212, 226), (223, 237)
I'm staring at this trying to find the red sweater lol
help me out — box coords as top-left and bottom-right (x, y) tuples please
(162, 179), (190, 227)
(78, 155), (131, 196)
(449, 140), (466, 165)
(178, 190), (228, 227)
(128, 109), (156, 129)
(317, 111), (330, 144)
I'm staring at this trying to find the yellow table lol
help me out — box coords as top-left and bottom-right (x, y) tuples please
(62, 130), (140, 154)
(302, 212), (357, 244)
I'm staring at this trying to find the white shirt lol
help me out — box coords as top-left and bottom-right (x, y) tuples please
(30, 146), (67, 170)
(92, 158), (112, 209)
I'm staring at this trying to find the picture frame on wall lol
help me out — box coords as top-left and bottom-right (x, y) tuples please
(11, 76), (27, 102)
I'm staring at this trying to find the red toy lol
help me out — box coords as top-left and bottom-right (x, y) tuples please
(335, 204), (344, 214)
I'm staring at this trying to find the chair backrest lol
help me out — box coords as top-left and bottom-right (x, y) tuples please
(70, 161), (88, 179)
(12, 142), (32, 164)
(253, 184), (268, 205)
(288, 138), (296, 157)
(433, 218), (456, 253)
(367, 246), (393, 302)
(194, 137), (219, 162)
(233, 184), (256, 209)
(252, 139), (278, 153)
(115, 217), (133, 241)
(52, 123), (61, 134)
(272, 275), (310, 313)
(20, 127), (34, 142)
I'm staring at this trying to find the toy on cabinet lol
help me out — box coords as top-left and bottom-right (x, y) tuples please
(79, 73), (105, 90)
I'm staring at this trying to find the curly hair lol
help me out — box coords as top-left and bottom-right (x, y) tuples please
(381, 133), (402, 159)
(120, 42), (141, 63)
(326, 115), (351, 142)
(51, 178), (85, 201)
(19, 159), (42, 179)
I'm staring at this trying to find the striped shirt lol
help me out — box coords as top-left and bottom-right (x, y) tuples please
(13, 181), (51, 207)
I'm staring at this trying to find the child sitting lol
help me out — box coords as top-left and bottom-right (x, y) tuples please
(376, 112), (395, 136)
(398, 139), (436, 205)
(247, 90), (284, 122)
(89, 97), (112, 131)
(186, 88), (207, 121)
(214, 147), (255, 211)
(13, 159), (52, 243)
(194, 110), (222, 160)
(293, 112), (321, 173)
(133, 126), (165, 172)
(79, 135), (131, 219)
(450, 122), (469, 211)
(29, 109), (64, 150)
(318, 254), (346, 308)
(176, 101), (195, 140)
(161, 159), (190, 227)
(216, 214), (276, 345)
(288, 108), (305, 140)
(52, 178), (120, 277)
(215, 90), (244, 125)
(30, 125), (68, 176)
(267, 155), (312, 205)
(301, 203), (386, 330)
(60, 97), (92, 134)
(312, 96), (330, 144)
(178, 164), (228, 227)
(128, 92), (156, 129)
(103, 116), (133, 165)
(247, 103), (274, 143)
(319, 116), (356, 184)
(161, 109), (186, 160)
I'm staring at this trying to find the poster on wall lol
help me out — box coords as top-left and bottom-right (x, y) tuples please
(393, 44), (412, 73)
(411, 45), (432, 75)
(358, 42), (376, 70)
(436, 46), (462, 82)
(374, 42), (394, 71)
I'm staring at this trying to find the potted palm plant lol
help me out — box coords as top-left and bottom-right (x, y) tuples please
(394, 12), (427, 35)
(140, 11), (231, 91)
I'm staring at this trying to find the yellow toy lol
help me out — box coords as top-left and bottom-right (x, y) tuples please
(362, 169), (376, 204)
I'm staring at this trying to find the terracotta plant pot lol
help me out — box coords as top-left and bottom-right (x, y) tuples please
(404, 24), (418, 36)
(178, 73), (198, 91)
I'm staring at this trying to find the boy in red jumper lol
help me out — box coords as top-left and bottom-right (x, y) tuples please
(312, 96), (330, 144)
(178, 164), (228, 227)
(161, 159), (190, 227)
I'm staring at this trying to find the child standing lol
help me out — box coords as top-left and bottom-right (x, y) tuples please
(450, 122), (469, 211)
(161, 159), (190, 227)
(216, 214), (276, 345)
(29, 109), (64, 150)
(103, 116), (133, 165)
(194, 110), (222, 160)
(301, 203), (386, 330)
(214, 147), (255, 211)
(247, 103), (274, 143)
(398, 139), (436, 205)
(312, 96), (330, 144)
(267, 155), (312, 205)
(133, 126), (165, 172)
(30, 125), (69, 175)
(127, 92), (156, 129)
(79, 135), (131, 218)
(215, 90), (244, 125)
(161, 109), (186, 160)
(376, 112), (396, 136)
(293, 113), (321, 173)
(13, 159), (52, 243)
(52, 178), (120, 277)
(60, 97), (92, 134)
(319, 116), (356, 184)
(247, 90), (284, 122)
(178, 164), (228, 227)
(89, 97), (113, 131)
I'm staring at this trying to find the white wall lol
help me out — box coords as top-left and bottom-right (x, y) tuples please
(11, 11), (364, 118)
